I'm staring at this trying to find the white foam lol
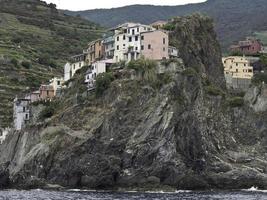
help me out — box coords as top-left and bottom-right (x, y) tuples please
(242, 186), (267, 193)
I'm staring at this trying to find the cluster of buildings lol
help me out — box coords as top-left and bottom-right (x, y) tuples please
(224, 37), (267, 91)
(64, 21), (178, 89)
(13, 21), (179, 131)
(13, 77), (64, 130)
(230, 37), (264, 55)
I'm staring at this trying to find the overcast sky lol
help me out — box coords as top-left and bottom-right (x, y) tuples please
(44, 0), (206, 11)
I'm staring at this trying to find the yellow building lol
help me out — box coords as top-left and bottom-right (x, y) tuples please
(222, 56), (254, 90)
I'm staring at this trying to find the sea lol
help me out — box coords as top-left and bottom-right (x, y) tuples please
(0, 188), (266, 200)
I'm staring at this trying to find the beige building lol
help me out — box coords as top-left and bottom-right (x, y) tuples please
(49, 77), (64, 95)
(39, 85), (55, 101)
(140, 30), (169, 60)
(222, 56), (254, 90)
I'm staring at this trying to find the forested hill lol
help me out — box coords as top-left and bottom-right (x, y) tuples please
(65, 0), (267, 50)
(0, 0), (104, 128)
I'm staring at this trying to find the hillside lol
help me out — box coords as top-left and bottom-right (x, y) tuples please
(0, 0), (104, 128)
(66, 0), (267, 50)
(0, 15), (267, 190)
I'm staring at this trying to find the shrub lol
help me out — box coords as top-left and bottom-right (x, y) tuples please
(182, 67), (198, 77)
(163, 23), (176, 31)
(127, 58), (157, 83)
(227, 97), (244, 107)
(205, 85), (224, 96)
(155, 73), (173, 88)
(12, 37), (23, 44)
(39, 101), (59, 120)
(10, 58), (18, 67)
(252, 73), (267, 85)
(95, 72), (115, 97)
(21, 61), (32, 69)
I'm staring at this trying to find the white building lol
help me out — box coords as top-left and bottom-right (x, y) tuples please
(64, 54), (86, 82)
(13, 97), (31, 131)
(111, 22), (155, 62)
(49, 77), (64, 95)
(85, 59), (114, 90)
(0, 128), (11, 144)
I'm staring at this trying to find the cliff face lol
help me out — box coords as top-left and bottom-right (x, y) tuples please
(0, 15), (266, 190)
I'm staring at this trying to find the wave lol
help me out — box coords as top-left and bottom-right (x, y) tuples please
(242, 186), (267, 193)
(67, 189), (192, 194)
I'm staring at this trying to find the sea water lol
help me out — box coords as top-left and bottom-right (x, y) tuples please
(0, 188), (266, 200)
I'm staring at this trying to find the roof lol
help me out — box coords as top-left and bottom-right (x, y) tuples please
(109, 22), (151, 31)
(140, 29), (168, 35)
(88, 38), (102, 46)
(40, 85), (54, 90)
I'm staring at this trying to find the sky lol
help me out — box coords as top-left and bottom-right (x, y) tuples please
(43, 0), (206, 11)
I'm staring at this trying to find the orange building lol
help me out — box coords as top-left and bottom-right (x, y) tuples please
(84, 39), (104, 65)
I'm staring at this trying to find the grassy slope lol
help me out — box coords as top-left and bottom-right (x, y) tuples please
(0, 0), (104, 127)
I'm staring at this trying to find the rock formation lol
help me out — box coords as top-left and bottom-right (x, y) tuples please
(0, 14), (266, 191)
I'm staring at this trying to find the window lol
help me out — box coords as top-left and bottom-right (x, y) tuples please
(124, 29), (127, 33)
(163, 38), (166, 44)
(117, 45), (119, 50)
(141, 35), (144, 40)
(141, 45), (144, 50)
(129, 37), (132, 42)
(132, 29), (135, 35)
(144, 27), (147, 31)
(248, 69), (252, 72)
(128, 29), (130, 34)
(163, 47), (166, 52)
(47, 91), (49, 96)
(135, 36), (138, 41)
(123, 44), (126, 47)
(79, 63), (81, 67)
(236, 69), (238, 72)
(148, 44), (151, 49)
(117, 36), (119, 41)
(123, 35), (126, 40)
(23, 107), (26, 112)
(25, 114), (28, 119)
(57, 81), (60, 85)
(137, 28), (139, 32)
(135, 47), (138, 50)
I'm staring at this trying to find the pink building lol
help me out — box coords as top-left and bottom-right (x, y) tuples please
(230, 37), (263, 55)
(140, 30), (169, 60)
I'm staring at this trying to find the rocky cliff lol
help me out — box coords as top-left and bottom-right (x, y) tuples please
(0, 14), (266, 191)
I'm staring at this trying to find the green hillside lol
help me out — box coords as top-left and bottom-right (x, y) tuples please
(66, 0), (267, 50)
(0, 0), (104, 128)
